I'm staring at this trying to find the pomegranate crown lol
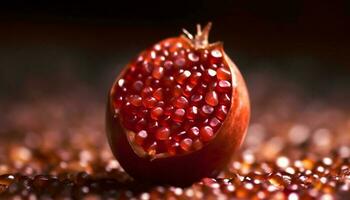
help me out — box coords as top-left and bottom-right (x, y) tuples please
(182, 22), (221, 49)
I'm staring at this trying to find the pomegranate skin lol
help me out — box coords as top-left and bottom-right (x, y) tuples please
(106, 32), (250, 186)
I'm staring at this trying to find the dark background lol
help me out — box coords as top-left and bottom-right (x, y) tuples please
(0, 0), (349, 102)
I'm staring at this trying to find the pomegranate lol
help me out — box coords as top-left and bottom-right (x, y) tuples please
(106, 23), (250, 185)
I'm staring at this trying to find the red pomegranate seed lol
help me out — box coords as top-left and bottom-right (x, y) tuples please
(204, 68), (217, 81)
(135, 118), (147, 131)
(164, 105), (174, 116)
(183, 84), (194, 97)
(191, 94), (203, 104)
(141, 62), (153, 75)
(141, 86), (154, 98)
(150, 50), (157, 59)
(210, 49), (222, 58)
(150, 107), (164, 120)
(215, 105), (228, 120)
(135, 130), (148, 145)
(147, 120), (159, 133)
(183, 120), (195, 131)
(186, 106), (198, 119)
(129, 95), (142, 107)
(188, 127), (199, 137)
(173, 131), (186, 142)
(117, 79), (125, 87)
(175, 57), (186, 67)
(166, 141), (179, 155)
(172, 108), (185, 122)
(155, 127), (170, 140)
(216, 80), (231, 92)
(152, 66), (164, 79)
(113, 96), (123, 110)
(180, 138), (193, 151)
(200, 126), (214, 142)
(171, 122), (182, 132)
(156, 100), (165, 107)
(151, 79), (161, 88)
(173, 84), (183, 97)
(189, 71), (202, 85)
(163, 60), (173, 70)
(143, 97), (157, 108)
(220, 93), (231, 105)
(154, 56), (165, 66)
(132, 80), (144, 92)
(209, 117), (221, 129)
(216, 67), (231, 80)
(201, 105), (214, 115)
(160, 116), (171, 127)
(188, 52), (199, 62)
(176, 70), (191, 84)
(205, 91), (219, 106)
(163, 76), (174, 86)
(211, 64), (218, 69)
(193, 139), (203, 150)
(174, 96), (189, 108)
(153, 88), (163, 100)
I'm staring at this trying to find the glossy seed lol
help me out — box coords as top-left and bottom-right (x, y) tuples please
(200, 126), (214, 142)
(172, 109), (185, 122)
(217, 80), (231, 92)
(210, 49), (222, 58)
(220, 93), (231, 105)
(151, 107), (164, 120)
(176, 70), (191, 84)
(175, 57), (186, 67)
(163, 60), (173, 70)
(189, 72), (202, 85)
(143, 97), (157, 108)
(209, 117), (221, 129)
(141, 86), (154, 98)
(175, 96), (189, 108)
(191, 94), (203, 104)
(156, 127), (170, 140)
(217, 67), (231, 80)
(135, 130), (148, 145)
(135, 118), (147, 131)
(173, 84), (183, 97)
(204, 69), (217, 81)
(153, 88), (163, 100)
(132, 80), (144, 92)
(164, 105), (174, 116)
(188, 52), (199, 62)
(201, 105), (214, 115)
(188, 127), (200, 137)
(180, 138), (193, 151)
(129, 95), (142, 107)
(152, 66), (164, 79)
(216, 105), (228, 120)
(186, 106), (198, 119)
(205, 91), (219, 106)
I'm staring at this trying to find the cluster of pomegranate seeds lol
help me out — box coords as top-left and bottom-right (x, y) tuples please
(112, 38), (234, 156)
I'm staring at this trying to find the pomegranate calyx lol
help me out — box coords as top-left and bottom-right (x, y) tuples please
(182, 22), (222, 49)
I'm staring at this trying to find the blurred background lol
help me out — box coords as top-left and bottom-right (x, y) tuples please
(0, 0), (349, 103)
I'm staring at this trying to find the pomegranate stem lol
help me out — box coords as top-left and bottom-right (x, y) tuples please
(194, 22), (212, 48)
(182, 22), (213, 49)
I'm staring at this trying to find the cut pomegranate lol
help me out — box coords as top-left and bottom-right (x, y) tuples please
(107, 23), (250, 185)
